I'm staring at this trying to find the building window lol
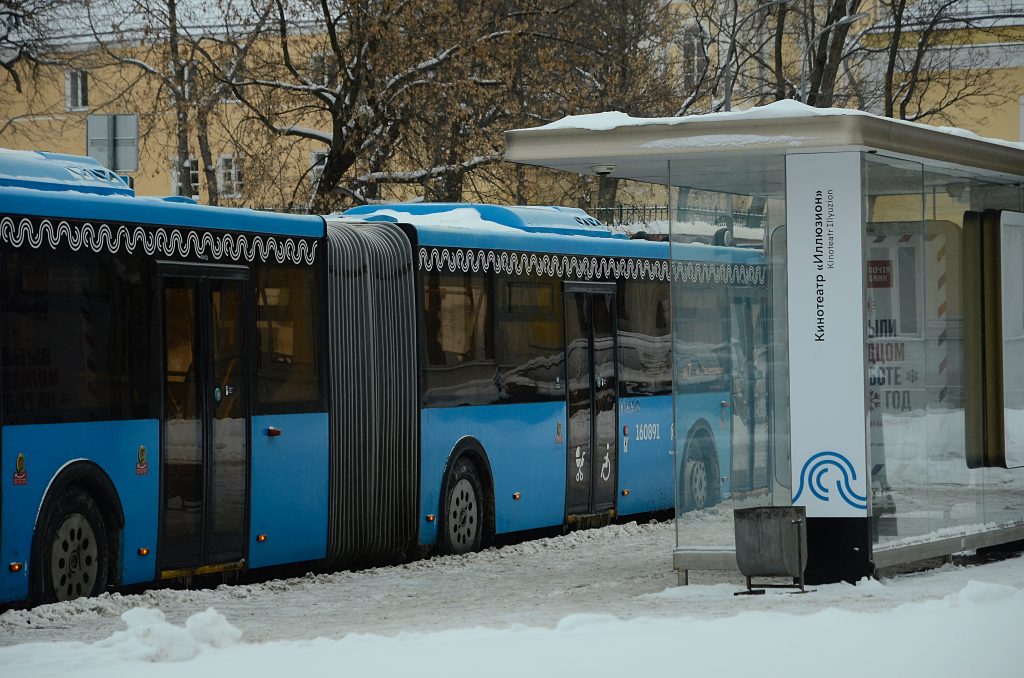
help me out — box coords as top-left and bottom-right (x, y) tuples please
(170, 157), (200, 198)
(310, 150), (328, 187)
(219, 64), (244, 103)
(309, 53), (338, 89)
(217, 154), (243, 198)
(681, 25), (707, 92)
(65, 69), (88, 111)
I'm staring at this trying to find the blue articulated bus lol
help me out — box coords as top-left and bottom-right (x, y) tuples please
(0, 149), (766, 606)
(336, 204), (769, 555)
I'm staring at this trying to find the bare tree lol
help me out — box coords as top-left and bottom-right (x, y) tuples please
(550, 0), (689, 209)
(202, 0), (542, 211)
(70, 0), (267, 202)
(0, 0), (71, 91)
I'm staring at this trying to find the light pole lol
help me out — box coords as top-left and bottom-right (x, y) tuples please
(798, 12), (869, 104)
(722, 0), (792, 112)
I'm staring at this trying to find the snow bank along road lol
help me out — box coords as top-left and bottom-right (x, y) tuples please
(3, 517), (1024, 677)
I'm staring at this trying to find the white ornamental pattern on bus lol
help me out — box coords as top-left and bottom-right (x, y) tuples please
(418, 247), (766, 286)
(0, 216), (318, 265)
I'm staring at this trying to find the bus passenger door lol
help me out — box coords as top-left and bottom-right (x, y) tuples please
(160, 272), (249, 573)
(565, 286), (619, 519)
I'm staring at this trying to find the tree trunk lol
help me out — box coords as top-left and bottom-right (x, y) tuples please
(597, 175), (619, 211)
(774, 2), (788, 101)
(883, 0), (906, 118)
(196, 106), (218, 206)
(168, 0), (192, 198)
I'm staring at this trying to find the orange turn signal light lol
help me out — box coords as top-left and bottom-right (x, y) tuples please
(512, 492), (522, 501)
(9, 562), (23, 573)
(138, 547), (150, 556)
(257, 534), (268, 543)
(425, 514), (436, 522)
(621, 489), (630, 496)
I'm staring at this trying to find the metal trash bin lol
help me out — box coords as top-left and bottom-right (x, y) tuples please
(734, 506), (808, 594)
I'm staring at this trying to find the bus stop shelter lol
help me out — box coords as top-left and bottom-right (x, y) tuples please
(505, 100), (1024, 583)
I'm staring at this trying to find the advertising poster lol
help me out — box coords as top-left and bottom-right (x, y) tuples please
(785, 152), (869, 518)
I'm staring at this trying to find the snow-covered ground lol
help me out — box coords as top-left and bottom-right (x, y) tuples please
(3, 520), (1024, 676)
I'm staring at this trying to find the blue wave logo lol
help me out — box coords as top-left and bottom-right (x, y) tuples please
(792, 451), (867, 510)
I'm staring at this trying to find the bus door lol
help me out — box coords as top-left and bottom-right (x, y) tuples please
(729, 291), (770, 495)
(159, 269), (249, 573)
(564, 284), (619, 518)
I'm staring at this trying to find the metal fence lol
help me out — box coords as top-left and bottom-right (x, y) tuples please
(589, 205), (768, 229)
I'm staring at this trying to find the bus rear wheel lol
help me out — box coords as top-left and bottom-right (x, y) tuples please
(441, 457), (483, 555)
(683, 439), (717, 512)
(35, 487), (109, 603)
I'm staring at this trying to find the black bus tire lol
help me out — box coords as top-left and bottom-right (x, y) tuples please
(683, 438), (717, 512)
(33, 487), (109, 604)
(440, 457), (484, 555)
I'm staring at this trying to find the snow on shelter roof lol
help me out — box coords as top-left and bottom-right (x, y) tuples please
(504, 100), (1024, 195)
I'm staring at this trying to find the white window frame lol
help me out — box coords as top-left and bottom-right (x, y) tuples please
(170, 156), (200, 199)
(681, 25), (707, 92)
(65, 69), (89, 111)
(217, 153), (244, 198)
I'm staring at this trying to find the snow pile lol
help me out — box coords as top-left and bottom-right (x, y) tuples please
(92, 607), (241, 662)
(3, 580), (1023, 678)
(336, 207), (517, 231)
(3, 607), (241, 676)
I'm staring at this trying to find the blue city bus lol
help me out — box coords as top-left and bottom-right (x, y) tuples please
(0, 150), (767, 606)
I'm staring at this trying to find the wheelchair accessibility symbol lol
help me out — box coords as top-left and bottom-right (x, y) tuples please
(600, 452), (611, 482)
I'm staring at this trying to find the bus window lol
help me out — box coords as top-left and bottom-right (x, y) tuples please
(422, 271), (497, 406)
(255, 264), (322, 412)
(1, 249), (154, 424)
(494, 274), (565, 403)
(617, 279), (671, 397)
(674, 286), (729, 394)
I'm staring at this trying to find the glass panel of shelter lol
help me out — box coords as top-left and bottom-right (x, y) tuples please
(667, 163), (790, 556)
(864, 152), (1024, 547)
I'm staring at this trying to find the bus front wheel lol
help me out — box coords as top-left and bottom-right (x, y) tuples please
(440, 457), (484, 555)
(34, 487), (109, 603)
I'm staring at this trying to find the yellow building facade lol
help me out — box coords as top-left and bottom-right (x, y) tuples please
(2, 2), (1023, 210)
